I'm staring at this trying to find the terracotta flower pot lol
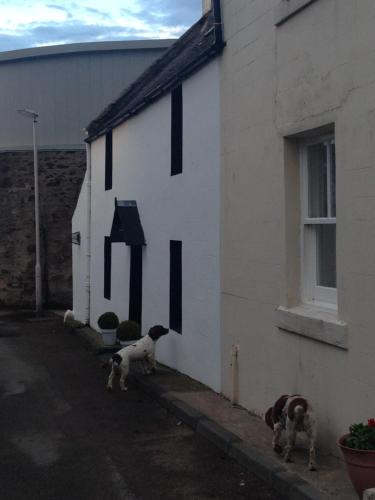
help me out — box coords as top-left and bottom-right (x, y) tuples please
(338, 434), (375, 498)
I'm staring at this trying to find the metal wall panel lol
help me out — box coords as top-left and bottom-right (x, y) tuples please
(0, 42), (172, 149)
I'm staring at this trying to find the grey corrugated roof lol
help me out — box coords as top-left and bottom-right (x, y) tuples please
(0, 40), (173, 64)
(86, 6), (224, 142)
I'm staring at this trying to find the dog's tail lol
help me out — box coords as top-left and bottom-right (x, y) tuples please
(63, 309), (75, 324)
(101, 354), (122, 369)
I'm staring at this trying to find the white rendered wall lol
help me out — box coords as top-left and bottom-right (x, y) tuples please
(78, 60), (221, 391)
(72, 169), (88, 323)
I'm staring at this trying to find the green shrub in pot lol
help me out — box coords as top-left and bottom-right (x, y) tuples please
(117, 320), (141, 342)
(97, 312), (119, 330)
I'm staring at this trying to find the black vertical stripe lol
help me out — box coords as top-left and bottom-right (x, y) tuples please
(129, 246), (143, 326)
(169, 240), (182, 333)
(105, 130), (113, 190)
(104, 237), (111, 299)
(171, 85), (183, 176)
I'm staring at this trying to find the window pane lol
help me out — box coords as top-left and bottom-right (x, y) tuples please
(316, 224), (336, 288)
(307, 143), (327, 218)
(330, 143), (336, 217)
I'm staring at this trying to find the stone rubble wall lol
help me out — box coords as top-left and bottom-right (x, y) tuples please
(0, 149), (86, 308)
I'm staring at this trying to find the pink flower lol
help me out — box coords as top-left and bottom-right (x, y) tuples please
(367, 418), (375, 428)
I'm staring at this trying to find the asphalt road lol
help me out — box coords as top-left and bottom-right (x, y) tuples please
(0, 314), (281, 500)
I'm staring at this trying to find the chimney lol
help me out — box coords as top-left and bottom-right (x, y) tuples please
(202, 0), (212, 14)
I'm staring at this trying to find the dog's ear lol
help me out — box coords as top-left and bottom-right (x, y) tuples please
(265, 407), (274, 430)
(272, 395), (289, 423)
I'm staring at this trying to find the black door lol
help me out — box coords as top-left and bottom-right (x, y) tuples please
(129, 246), (142, 326)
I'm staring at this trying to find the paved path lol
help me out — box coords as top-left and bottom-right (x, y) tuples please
(0, 314), (280, 500)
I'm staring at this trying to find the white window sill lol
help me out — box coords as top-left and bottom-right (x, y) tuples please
(276, 305), (348, 350)
(274, 0), (318, 26)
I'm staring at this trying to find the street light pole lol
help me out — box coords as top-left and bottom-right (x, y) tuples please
(17, 108), (42, 315)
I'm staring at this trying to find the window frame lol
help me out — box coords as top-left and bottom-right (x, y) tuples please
(300, 136), (337, 308)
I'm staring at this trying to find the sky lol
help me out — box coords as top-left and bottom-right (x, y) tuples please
(0, 0), (202, 53)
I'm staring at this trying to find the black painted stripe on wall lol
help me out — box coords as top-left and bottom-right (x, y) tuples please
(171, 85), (183, 176)
(169, 240), (182, 333)
(104, 236), (111, 299)
(105, 130), (113, 190)
(129, 246), (143, 326)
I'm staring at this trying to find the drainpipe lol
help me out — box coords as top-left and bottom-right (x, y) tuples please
(84, 140), (92, 325)
(202, 0), (224, 49)
(212, 0), (224, 49)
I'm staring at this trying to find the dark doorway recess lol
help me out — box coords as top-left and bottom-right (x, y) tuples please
(169, 240), (182, 333)
(104, 236), (111, 300)
(129, 246), (143, 326)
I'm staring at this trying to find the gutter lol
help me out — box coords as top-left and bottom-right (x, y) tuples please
(84, 141), (92, 325)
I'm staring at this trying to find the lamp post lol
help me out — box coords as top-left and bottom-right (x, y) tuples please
(17, 108), (42, 315)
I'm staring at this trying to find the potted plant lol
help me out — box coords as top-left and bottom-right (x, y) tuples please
(117, 320), (141, 346)
(338, 419), (375, 497)
(97, 312), (119, 346)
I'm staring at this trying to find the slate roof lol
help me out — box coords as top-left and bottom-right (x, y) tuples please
(86, 6), (224, 142)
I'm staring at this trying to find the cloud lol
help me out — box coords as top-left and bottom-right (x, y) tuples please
(83, 7), (112, 20)
(2, 21), (146, 49)
(0, 33), (27, 52)
(138, 0), (201, 27)
(46, 4), (69, 12)
(0, 0), (202, 52)
(122, 0), (201, 29)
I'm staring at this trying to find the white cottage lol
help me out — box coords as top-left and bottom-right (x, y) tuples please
(72, 2), (224, 391)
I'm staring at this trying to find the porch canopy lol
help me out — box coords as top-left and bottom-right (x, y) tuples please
(110, 199), (146, 246)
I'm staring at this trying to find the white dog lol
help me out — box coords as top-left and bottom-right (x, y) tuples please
(63, 309), (75, 324)
(106, 325), (169, 392)
(265, 395), (317, 471)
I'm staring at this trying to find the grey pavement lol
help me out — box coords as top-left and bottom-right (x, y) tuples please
(0, 312), (280, 500)
(74, 319), (357, 500)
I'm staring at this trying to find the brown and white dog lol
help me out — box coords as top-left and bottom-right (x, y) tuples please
(265, 395), (317, 471)
(106, 325), (169, 392)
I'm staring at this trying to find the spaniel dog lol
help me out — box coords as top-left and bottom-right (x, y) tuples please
(106, 325), (169, 392)
(265, 395), (317, 471)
